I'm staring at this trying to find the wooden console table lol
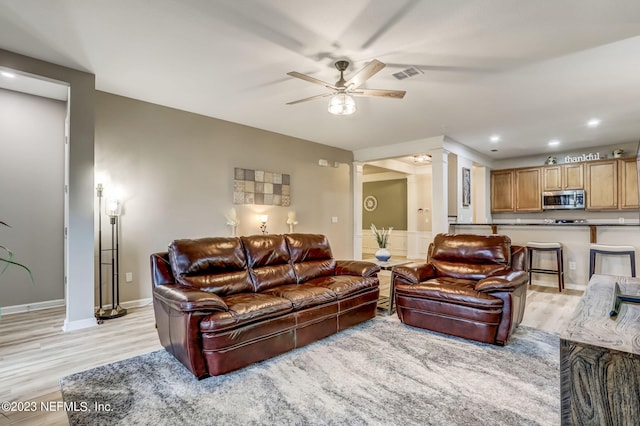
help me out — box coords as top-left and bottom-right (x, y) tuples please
(560, 274), (640, 425)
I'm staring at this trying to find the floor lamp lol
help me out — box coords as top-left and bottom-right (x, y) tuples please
(95, 185), (127, 322)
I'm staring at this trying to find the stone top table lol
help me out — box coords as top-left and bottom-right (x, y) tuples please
(364, 258), (411, 315)
(560, 274), (640, 425)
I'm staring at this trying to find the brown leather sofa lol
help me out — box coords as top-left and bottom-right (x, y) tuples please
(391, 233), (528, 345)
(150, 233), (380, 378)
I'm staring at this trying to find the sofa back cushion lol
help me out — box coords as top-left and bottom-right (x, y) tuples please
(241, 234), (297, 292)
(169, 237), (253, 296)
(430, 233), (511, 280)
(285, 233), (336, 282)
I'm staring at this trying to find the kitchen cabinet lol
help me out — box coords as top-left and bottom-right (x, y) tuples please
(618, 158), (639, 210)
(490, 170), (515, 212)
(543, 164), (583, 191)
(490, 168), (541, 212)
(515, 167), (542, 211)
(585, 160), (618, 210)
(492, 158), (636, 212)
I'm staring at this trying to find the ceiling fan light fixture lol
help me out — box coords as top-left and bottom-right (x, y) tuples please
(328, 93), (356, 115)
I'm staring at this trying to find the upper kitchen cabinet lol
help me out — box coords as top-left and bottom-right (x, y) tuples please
(490, 169), (515, 212)
(543, 164), (584, 191)
(490, 168), (541, 212)
(515, 167), (542, 212)
(585, 160), (618, 210)
(618, 157), (639, 210)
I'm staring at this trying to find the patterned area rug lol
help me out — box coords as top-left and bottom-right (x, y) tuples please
(60, 315), (559, 425)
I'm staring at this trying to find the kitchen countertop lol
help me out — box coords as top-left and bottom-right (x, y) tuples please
(449, 221), (640, 243)
(451, 221), (640, 226)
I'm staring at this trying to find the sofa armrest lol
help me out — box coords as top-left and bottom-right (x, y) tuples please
(475, 270), (528, 292)
(391, 262), (436, 285)
(150, 252), (175, 287)
(336, 260), (381, 277)
(153, 284), (229, 312)
(510, 245), (526, 272)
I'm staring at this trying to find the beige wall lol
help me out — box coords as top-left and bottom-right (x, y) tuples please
(0, 89), (65, 307)
(1, 48), (95, 330)
(95, 91), (354, 303)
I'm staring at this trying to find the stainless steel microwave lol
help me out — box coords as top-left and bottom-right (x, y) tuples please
(542, 190), (585, 210)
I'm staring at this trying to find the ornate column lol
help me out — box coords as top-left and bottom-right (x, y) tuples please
(352, 161), (364, 260)
(430, 148), (449, 236)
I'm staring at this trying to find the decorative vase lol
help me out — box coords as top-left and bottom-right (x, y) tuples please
(375, 247), (391, 262)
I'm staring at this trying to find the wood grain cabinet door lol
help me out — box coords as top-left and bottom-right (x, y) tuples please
(563, 164), (584, 189)
(585, 160), (618, 210)
(618, 158), (639, 210)
(543, 166), (562, 191)
(490, 170), (515, 212)
(515, 168), (542, 212)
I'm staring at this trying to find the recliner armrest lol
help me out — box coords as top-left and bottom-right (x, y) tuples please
(475, 270), (528, 292)
(336, 260), (381, 277)
(153, 284), (229, 312)
(391, 263), (436, 284)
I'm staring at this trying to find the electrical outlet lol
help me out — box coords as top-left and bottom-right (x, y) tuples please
(569, 261), (576, 270)
(125, 272), (133, 282)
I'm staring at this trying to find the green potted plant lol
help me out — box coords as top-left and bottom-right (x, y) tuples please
(370, 224), (393, 261)
(1, 220), (33, 316)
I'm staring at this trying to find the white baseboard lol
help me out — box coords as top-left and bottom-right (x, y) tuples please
(63, 316), (98, 332)
(61, 298), (153, 332)
(1, 298), (65, 315)
(121, 298), (153, 309)
(95, 298), (152, 310)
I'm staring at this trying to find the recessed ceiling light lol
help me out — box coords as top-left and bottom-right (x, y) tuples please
(1, 71), (16, 78)
(587, 118), (601, 128)
(490, 135), (501, 143)
(548, 139), (560, 146)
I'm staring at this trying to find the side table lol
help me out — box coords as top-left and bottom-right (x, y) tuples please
(365, 258), (411, 315)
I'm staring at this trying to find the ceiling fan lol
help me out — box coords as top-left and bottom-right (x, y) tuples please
(286, 59), (406, 115)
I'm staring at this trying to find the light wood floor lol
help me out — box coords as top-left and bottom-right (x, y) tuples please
(0, 284), (582, 425)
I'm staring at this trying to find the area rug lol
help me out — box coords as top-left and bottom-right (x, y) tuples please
(60, 315), (559, 425)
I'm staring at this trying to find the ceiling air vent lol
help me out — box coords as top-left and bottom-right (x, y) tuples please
(392, 66), (424, 80)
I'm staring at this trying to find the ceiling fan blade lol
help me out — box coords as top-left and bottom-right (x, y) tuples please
(286, 93), (333, 105)
(352, 89), (406, 99)
(345, 59), (386, 89)
(287, 71), (337, 90)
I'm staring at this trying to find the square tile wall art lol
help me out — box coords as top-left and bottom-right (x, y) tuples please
(234, 168), (291, 206)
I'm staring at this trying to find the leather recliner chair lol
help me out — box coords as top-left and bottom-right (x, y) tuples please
(391, 233), (528, 345)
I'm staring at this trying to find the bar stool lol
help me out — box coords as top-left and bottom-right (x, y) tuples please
(589, 244), (636, 278)
(526, 241), (564, 292)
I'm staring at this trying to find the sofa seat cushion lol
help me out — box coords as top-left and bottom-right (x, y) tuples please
(395, 278), (503, 310)
(307, 275), (377, 298)
(200, 293), (293, 332)
(430, 260), (509, 281)
(262, 283), (337, 310)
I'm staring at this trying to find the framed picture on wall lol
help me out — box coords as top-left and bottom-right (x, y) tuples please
(462, 167), (471, 206)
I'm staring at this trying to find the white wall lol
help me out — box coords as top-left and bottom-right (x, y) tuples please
(456, 156), (474, 223)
